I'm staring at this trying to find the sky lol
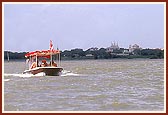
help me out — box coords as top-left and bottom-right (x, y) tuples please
(4, 3), (165, 52)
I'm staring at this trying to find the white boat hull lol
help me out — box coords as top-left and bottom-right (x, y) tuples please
(23, 67), (63, 76)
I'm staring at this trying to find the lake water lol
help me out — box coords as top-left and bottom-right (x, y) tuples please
(3, 59), (165, 112)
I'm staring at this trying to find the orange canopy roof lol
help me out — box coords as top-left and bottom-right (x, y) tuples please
(25, 50), (60, 58)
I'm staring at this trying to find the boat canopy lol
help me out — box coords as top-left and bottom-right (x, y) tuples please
(25, 50), (60, 58)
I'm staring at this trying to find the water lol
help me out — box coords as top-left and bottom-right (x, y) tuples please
(3, 59), (165, 112)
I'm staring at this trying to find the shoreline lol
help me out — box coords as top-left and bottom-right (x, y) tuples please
(4, 58), (164, 62)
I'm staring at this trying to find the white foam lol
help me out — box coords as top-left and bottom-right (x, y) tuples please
(115, 72), (123, 73)
(64, 73), (79, 76)
(62, 70), (71, 74)
(61, 70), (80, 77)
(4, 79), (10, 82)
(35, 72), (46, 76)
(4, 72), (46, 78)
(19, 73), (33, 78)
(4, 70), (79, 78)
(4, 73), (21, 77)
(20, 72), (46, 78)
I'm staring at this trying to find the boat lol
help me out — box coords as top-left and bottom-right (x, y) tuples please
(23, 40), (63, 76)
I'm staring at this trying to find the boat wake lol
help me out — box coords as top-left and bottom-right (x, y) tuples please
(4, 73), (22, 77)
(20, 72), (46, 77)
(4, 79), (10, 82)
(61, 70), (81, 77)
(4, 70), (82, 78)
(4, 72), (46, 78)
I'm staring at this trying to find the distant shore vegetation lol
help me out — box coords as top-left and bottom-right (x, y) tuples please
(4, 47), (164, 60)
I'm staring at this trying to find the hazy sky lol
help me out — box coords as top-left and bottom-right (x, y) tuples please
(4, 3), (165, 52)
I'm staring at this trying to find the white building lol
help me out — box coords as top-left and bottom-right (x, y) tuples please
(123, 49), (129, 54)
(86, 54), (94, 57)
(106, 42), (120, 52)
(129, 44), (141, 52)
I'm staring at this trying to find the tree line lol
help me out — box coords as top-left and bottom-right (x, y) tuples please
(4, 51), (27, 60)
(61, 48), (164, 60)
(4, 48), (164, 60)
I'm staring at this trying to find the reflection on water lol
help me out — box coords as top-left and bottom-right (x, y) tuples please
(4, 59), (164, 111)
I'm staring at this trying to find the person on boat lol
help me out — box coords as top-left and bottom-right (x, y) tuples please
(50, 60), (57, 67)
(30, 60), (39, 69)
(40, 60), (48, 67)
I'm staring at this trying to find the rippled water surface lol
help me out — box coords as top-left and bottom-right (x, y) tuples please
(4, 59), (165, 111)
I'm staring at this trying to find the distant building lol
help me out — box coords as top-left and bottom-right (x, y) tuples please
(123, 49), (129, 54)
(86, 54), (94, 57)
(129, 44), (141, 52)
(85, 54), (94, 59)
(106, 42), (120, 52)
